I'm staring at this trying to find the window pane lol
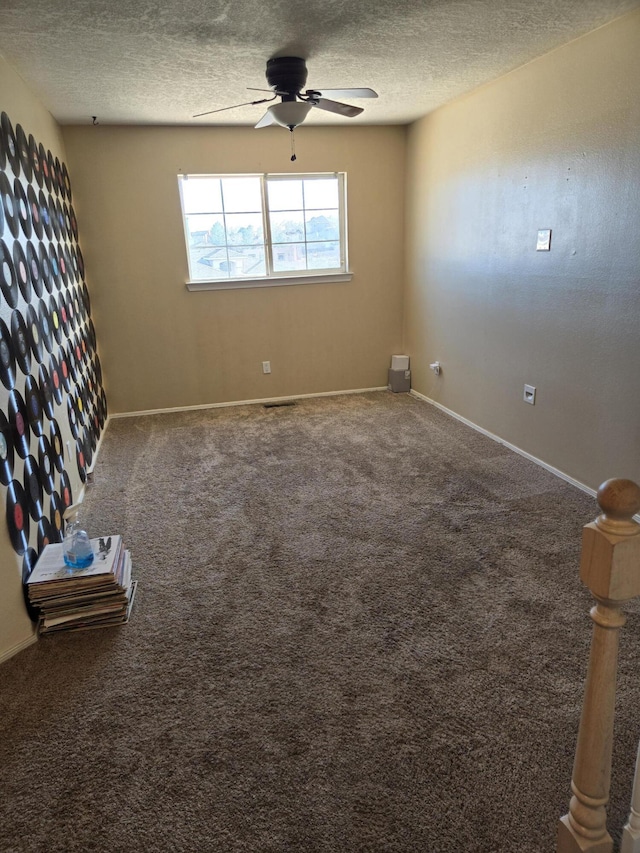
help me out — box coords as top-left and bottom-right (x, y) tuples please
(185, 214), (226, 247)
(307, 241), (341, 270)
(305, 211), (339, 242)
(181, 177), (222, 214)
(267, 179), (303, 212)
(190, 246), (230, 280)
(221, 177), (262, 213)
(225, 213), (264, 245)
(191, 245), (266, 279)
(227, 245), (266, 277)
(272, 243), (307, 272)
(270, 211), (305, 243)
(303, 178), (338, 210)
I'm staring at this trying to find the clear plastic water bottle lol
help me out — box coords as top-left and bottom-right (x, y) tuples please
(63, 507), (94, 570)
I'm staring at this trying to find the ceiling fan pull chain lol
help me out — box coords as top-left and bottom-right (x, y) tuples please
(290, 127), (297, 162)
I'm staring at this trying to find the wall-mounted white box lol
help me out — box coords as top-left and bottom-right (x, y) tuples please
(391, 355), (410, 371)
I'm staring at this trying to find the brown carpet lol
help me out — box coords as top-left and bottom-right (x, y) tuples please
(1, 391), (639, 853)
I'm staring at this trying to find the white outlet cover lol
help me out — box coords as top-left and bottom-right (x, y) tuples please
(523, 384), (536, 404)
(536, 229), (551, 251)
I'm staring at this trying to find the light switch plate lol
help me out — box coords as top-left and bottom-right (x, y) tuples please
(536, 229), (552, 251)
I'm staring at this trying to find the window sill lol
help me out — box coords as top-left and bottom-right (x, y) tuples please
(186, 271), (353, 292)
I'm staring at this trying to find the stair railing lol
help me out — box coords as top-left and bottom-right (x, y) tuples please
(557, 478), (640, 853)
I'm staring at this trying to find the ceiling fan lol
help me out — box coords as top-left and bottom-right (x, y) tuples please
(194, 56), (378, 130)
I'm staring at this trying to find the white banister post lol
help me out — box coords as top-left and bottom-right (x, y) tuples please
(621, 741), (640, 852)
(557, 478), (640, 853)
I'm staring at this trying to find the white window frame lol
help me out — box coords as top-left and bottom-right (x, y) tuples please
(178, 172), (352, 291)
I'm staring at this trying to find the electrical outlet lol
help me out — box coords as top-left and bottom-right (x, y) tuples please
(523, 384), (536, 405)
(262, 361), (271, 374)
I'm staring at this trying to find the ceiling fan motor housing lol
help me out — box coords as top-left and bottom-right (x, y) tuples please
(266, 56), (308, 101)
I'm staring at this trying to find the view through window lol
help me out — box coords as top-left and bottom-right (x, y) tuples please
(178, 173), (347, 282)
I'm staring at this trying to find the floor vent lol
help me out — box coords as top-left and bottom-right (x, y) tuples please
(263, 401), (297, 409)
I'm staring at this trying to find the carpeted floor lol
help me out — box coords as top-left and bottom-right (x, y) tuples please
(1, 391), (639, 853)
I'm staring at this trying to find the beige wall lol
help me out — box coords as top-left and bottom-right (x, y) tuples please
(404, 10), (640, 491)
(0, 55), (68, 658)
(61, 125), (406, 414)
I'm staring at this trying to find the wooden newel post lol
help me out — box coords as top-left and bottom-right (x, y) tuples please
(558, 478), (640, 853)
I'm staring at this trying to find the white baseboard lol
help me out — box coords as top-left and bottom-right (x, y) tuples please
(409, 389), (597, 499)
(108, 387), (389, 420)
(0, 631), (37, 665)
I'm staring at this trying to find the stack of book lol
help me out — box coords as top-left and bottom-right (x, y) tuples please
(27, 535), (137, 634)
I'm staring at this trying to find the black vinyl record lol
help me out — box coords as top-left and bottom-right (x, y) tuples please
(0, 240), (18, 307)
(1, 171), (19, 238)
(13, 240), (31, 303)
(14, 178), (32, 240)
(37, 516), (55, 552)
(15, 125), (32, 184)
(67, 395), (79, 439)
(39, 243), (52, 293)
(77, 247), (85, 282)
(48, 352), (64, 405)
(63, 244), (74, 285)
(29, 134), (42, 188)
(54, 197), (65, 240)
(81, 282), (91, 318)
(87, 317), (98, 353)
(38, 189), (53, 240)
(39, 143), (52, 192)
(25, 304), (44, 364)
(37, 299), (54, 354)
(1, 112), (20, 176)
(8, 388), (31, 459)
(0, 317), (17, 391)
(6, 479), (29, 554)
(23, 454), (44, 521)
(47, 151), (56, 195)
(10, 310), (31, 376)
(10, 311), (31, 377)
(22, 547), (39, 587)
(49, 418), (65, 472)
(62, 202), (72, 241)
(57, 346), (71, 393)
(61, 162), (72, 201)
(38, 363), (55, 420)
(66, 340), (79, 383)
(49, 489), (64, 538)
(26, 240), (43, 297)
(70, 245), (79, 283)
(26, 185), (43, 241)
(76, 440), (87, 483)
(95, 356), (103, 389)
(0, 409), (15, 486)
(49, 295), (62, 343)
(69, 204), (78, 242)
(25, 374), (44, 437)
(98, 387), (107, 428)
(53, 156), (62, 197)
(49, 194), (61, 240)
(37, 435), (56, 494)
(57, 243), (69, 287)
(48, 242), (61, 289)
(59, 469), (73, 511)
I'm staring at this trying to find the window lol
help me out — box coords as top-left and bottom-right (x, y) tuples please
(178, 173), (350, 290)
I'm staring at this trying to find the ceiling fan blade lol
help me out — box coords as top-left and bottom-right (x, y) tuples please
(312, 98), (364, 118)
(193, 95), (275, 118)
(309, 88), (378, 99)
(255, 110), (276, 128)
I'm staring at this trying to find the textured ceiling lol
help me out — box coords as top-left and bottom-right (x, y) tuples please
(0, 0), (639, 126)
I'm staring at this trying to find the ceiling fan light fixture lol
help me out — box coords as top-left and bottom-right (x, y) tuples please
(268, 101), (312, 129)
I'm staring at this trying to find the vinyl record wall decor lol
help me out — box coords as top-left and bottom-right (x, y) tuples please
(0, 110), (107, 586)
